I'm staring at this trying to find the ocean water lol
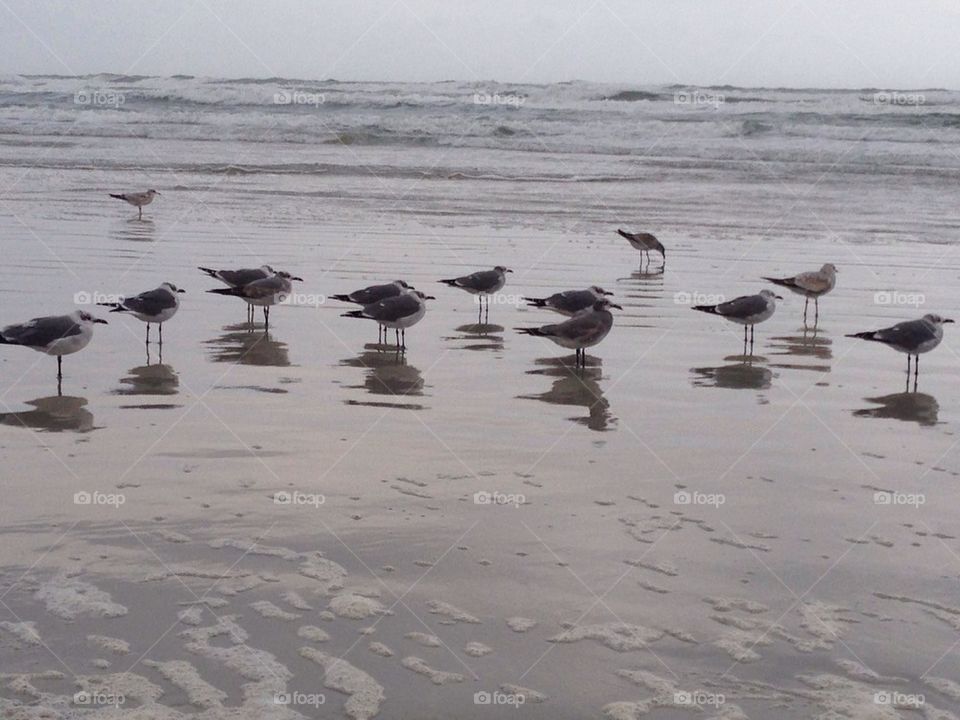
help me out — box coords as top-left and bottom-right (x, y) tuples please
(1, 76), (959, 719)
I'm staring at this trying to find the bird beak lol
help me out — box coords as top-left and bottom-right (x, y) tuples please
(945, 318), (955, 324)
(609, 302), (623, 310)
(291, 276), (304, 281)
(505, 269), (514, 273)
(94, 318), (108, 324)
(177, 289), (186, 294)
(775, 295), (784, 300)
(601, 290), (614, 296)
(425, 295), (437, 300)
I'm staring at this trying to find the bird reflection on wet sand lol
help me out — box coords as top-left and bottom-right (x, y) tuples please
(205, 325), (290, 367)
(0, 396), (95, 432)
(768, 327), (833, 371)
(518, 357), (615, 431)
(340, 347), (426, 410)
(616, 269), (665, 307)
(112, 361), (180, 409)
(111, 217), (156, 243)
(692, 356), (774, 391)
(853, 392), (939, 426)
(448, 323), (504, 352)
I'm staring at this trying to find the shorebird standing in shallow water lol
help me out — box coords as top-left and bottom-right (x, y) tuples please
(98, 282), (185, 345)
(847, 313), (953, 388)
(617, 229), (665, 271)
(524, 286), (614, 317)
(692, 289), (781, 355)
(763, 263), (837, 325)
(518, 298), (622, 368)
(0, 310), (107, 390)
(342, 290), (434, 351)
(440, 266), (512, 322)
(109, 189), (160, 219)
(332, 280), (414, 343)
(207, 271), (302, 329)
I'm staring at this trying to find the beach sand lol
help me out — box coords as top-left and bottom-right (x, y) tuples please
(1, 188), (959, 718)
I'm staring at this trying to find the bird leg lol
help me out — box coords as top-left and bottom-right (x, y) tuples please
(401, 328), (406, 351)
(814, 298), (819, 326)
(138, 206), (142, 220)
(57, 355), (63, 379)
(159, 323), (163, 345)
(803, 298), (808, 325)
(749, 325), (755, 354)
(264, 306), (270, 329)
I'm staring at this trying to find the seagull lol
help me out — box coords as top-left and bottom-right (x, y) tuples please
(524, 286), (614, 316)
(331, 280), (414, 343)
(440, 266), (512, 321)
(763, 263), (837, 325)
(342, 290), (434, 350)
(692, 289), (781, 354)
(0, 310), (107, 383)
(207, 271), (302, 329)
(97, 282), (184, 345)
(847, 314), (954, 382)
(109, 189), (159, 219)
(199, 265), (276, 322)
(617, 229), (665, 270)
(518, 298), (622, 367)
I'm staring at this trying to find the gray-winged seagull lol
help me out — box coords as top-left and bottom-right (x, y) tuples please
(343, 290), (434, 350)
(847, 313), (954, 380)
(332, 280), (414, 343)
(109, 189), (159, 219)
(763, 263), (837, 325)
(207, 271), (302, 329)
(440, 266), (512, 321)
(0, 310), (107, 381)
(693, 289), (781, 354)
(524, 286), (614, 316)
(518, 298), (622, 367)
(98, 282), (185, 345)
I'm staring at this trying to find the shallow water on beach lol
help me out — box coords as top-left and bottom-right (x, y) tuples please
(1, 78), (960, 719)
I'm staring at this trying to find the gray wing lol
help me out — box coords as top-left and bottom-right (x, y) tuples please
(243, 276), (286, 299)
(220, 268), (271, 287)
(548, 311), (610, 343)
(1, 315), (81, 347)
(457, 270), (500, 292)
(352, 283), (401, 304)
(363, 293), (420, 322)
(123, 288), (176, 315)
(550, 289), (596, 313)
(715, 294), (767, 319)
(874, 320), (936, 351)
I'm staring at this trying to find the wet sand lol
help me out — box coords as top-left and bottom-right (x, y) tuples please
(1, 194), (960, 718)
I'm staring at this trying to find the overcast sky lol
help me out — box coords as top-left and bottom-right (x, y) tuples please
(2, 0), (958, 88)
